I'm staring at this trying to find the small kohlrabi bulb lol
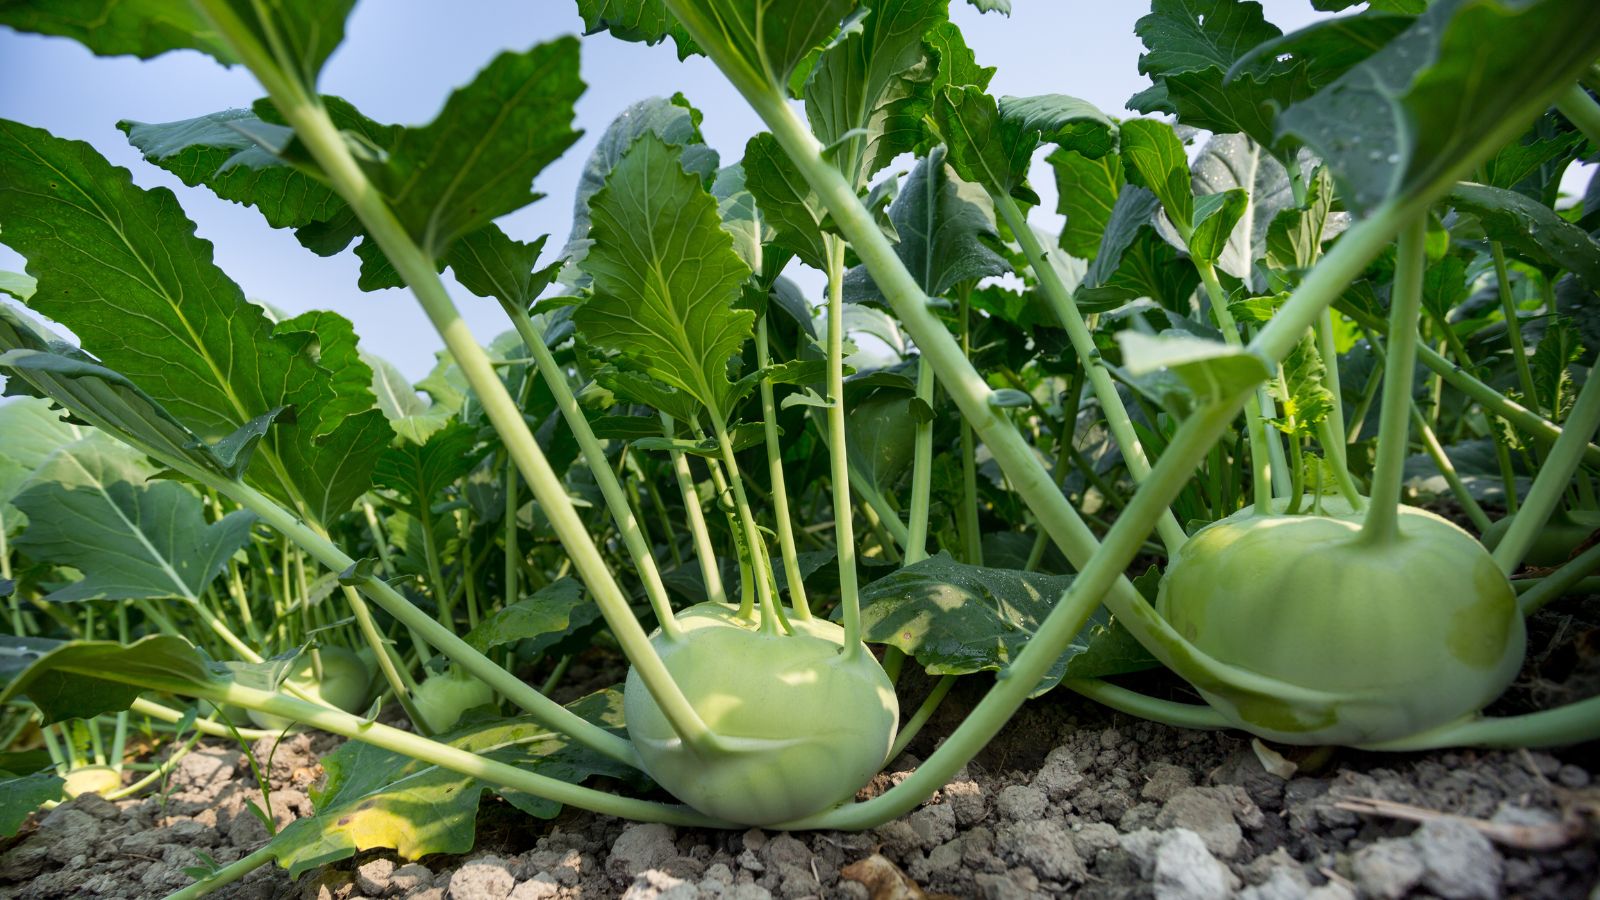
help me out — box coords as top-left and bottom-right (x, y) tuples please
(62, 765), (123, 798)
(411, 667), (496, 734)
(1481, 508), (1600, 567)
(248, 645), (373, 732)
(623, 603), (899, 826)
(1156, 502), (1525, 745)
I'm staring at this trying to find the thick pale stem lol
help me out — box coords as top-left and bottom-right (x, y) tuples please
(164, 845), (278, 900)
(904, 358), (935, 565)
(996, 193), (1187, 551)
(1492, 368), (1600, 573)
(825, 238), (863, 649)
(1518, 541), (1600, 615)
(1410, 403), (1493, 533)
(128, 698), (275, 742)
(663, 415), (727, 605)
(499, 299), (680, 638)
(1199, 262), (1279, 514)
(757, 316), (811, 617)
(196, 474), (638, 767)
(1556, 83), (1600, 148)
(195, 2), (715, 756)
(711, 417), (784, 633)
(1061, 678), (1232, 730)
(886, 675), (954, 760)
(1314, 310), (1364, 507)
(957, 292), (984, 565)
(1362, 217), (1427, 544)
(1358, 694), (1600, 751)
(1489, 243), (1540, 417)
(176, 680), (724, 827)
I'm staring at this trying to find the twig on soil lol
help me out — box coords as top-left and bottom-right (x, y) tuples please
(1334, 797), (1587, 850)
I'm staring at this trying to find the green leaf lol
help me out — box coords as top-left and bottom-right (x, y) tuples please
(1188, 189), (1248, 267)
(690, 0), (856, 93)
(0, 1), (237, 64)
(998, 94), (1116, 159)
(371, 423), (484, 514)
(362, 352), (453, 445)
(575, 133), (754, 420)
(1048, 148), (1122, 260)
(370, 38), (583, 255)
(12, 439), (256, 603)
(1447, 183), (1600, 290)
(1265, 331), (1335, 436)
(857, 552), (1157, 695)
(0, 269), (36, 301)
(1265, 166), (1337, 272)
(0, 120), (387, 523)
(844, 147), (1008, 303)
(711, 163), (774, 277)
(1129, 0), (1307, 148)
(1078, 187), (1200, 313)
(1119, 119), (1194, 235)
(1530, 316), (1584, 419)
(743, 132), (830, 270)
(0, 398), (87, 513)
(1277, 0), (1600, 214)
(0, 313), (267, 482)
(1189, 133), (1296, 278)
(574, 0), (700, 59)
(228, 0), (358, 87)
(0, 772), (65, 837)
(1421, 254), (1471, 321)
(804, 0), (944, 186)
(265, 689), (634, 876)
(0, 635), (221, 724)
(447, 228), (561, 312)
(462, 579), (598, 655)
(1118, 331), (1273, 404)
(926, 20), (994, 95)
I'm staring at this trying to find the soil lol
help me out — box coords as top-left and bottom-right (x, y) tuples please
(3, 604), (1597, 900)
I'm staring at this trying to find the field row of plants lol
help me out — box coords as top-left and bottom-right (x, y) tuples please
(1, 0), (1598, 895)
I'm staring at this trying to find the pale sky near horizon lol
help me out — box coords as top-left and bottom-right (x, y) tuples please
(0, 1), (1458, 383)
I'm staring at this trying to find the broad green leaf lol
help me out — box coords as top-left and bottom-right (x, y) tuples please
(447, 228), (561, 312)
(0, 773), (64, 838)
(13, 439), (255, 603)
(362, 352), (452, 445)
(998, 94), (1116, 159)
(1048, 148), (1122, 260)
(462, 579), (598, 655)
(574, 133), (754, 420)
(371, 38), (582, 255)
(1128, 0), (1307, 148)
(0, 398), (87, 512)
(1480, 117), (1585, 201)
(270, 690), (634, 877)
(843, 147), (1008, 303)
(371, 423), (484, 512)
(743, 132), (829, 270)
(711, 163), (773, 276)
(594, 368), (703, 425)
(964, 0), (1010, 12)
(0, 269), (36, 301)
(1078, 187), (1200, 313)
(1421, 254), (1471, 322)
(574, 0), (700, 59)
(857, 552), (1157, 695)
(0, 313), (266, 482)
(1118, 331), (1273, 403)
(1189, 133), (1296, 278)
(925, 20), (994, 95)
(1277, 0), (1600, 214)
(0, 1), (236, 64)
(0, 120), (388, 524)
(1119, 119), (1194, 235)
(561, 96), (719, 281)
(225, 0), (357, 87)
(845, 395), (918, 495)
(0, 635), (221, 724)
(1188, 189), (1248, 267)
(1227, 12), (1413, 90)
(1266, 166), (1337, 272)
(804, 0), (944, 187)
(1447, 183), (1600, 290)
(681, 0), (855, 94)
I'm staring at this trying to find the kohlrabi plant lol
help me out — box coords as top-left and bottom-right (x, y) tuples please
(1, 0), (1599, 894)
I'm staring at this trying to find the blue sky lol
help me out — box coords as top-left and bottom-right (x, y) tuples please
(1, 2), (1341, 380)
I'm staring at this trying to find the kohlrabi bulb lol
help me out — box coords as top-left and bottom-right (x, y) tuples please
(411, 667), (496, 733)
(1156, 503), (1525, 745)
(1481, 508), (1600, 567)
(62, 765), (122, 798)
(623, 603), (898, 826)
(248, 645), (372, 732)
